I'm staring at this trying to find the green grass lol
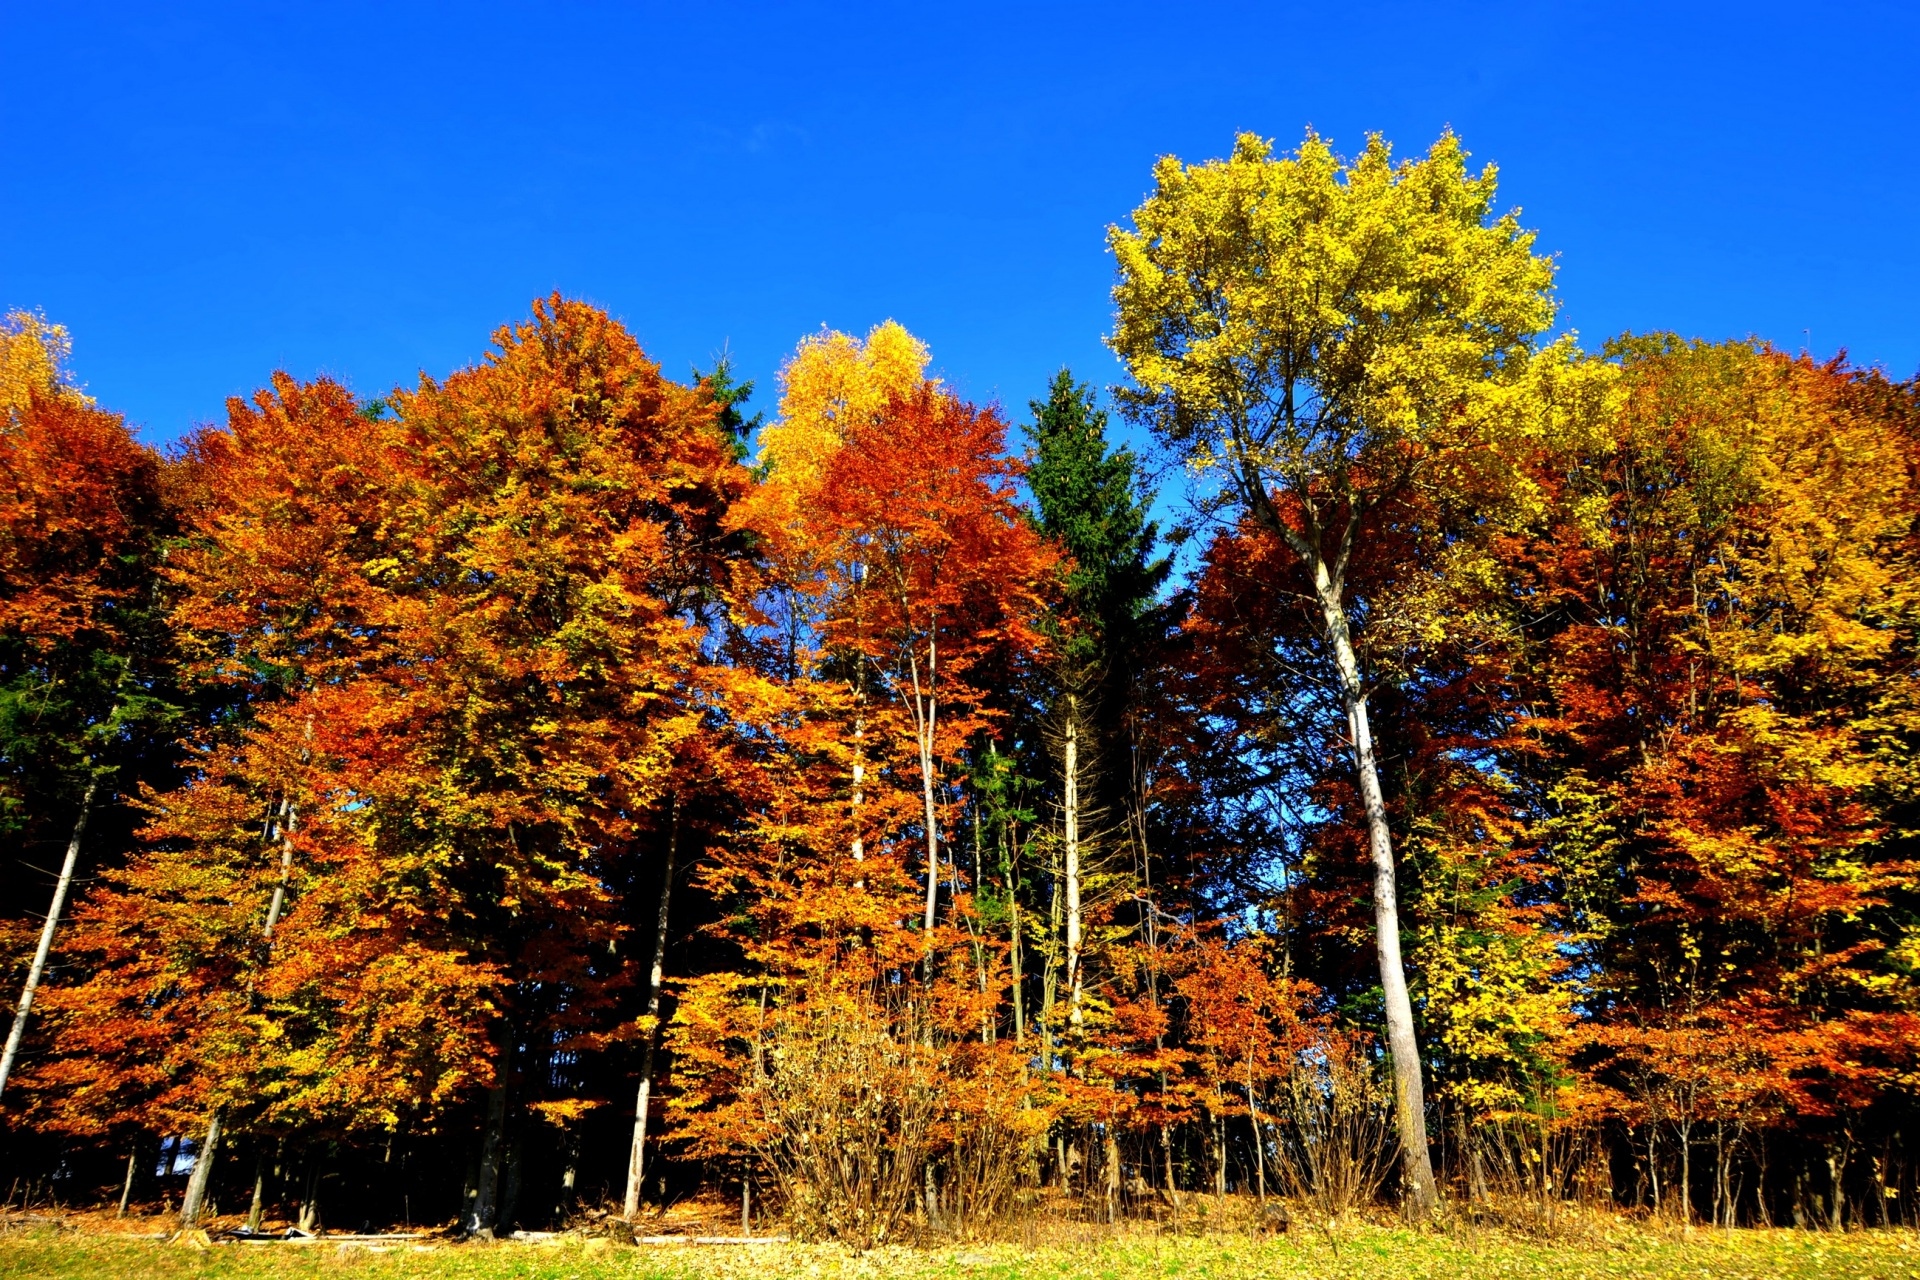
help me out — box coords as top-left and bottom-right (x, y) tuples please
(2, 1227), (1919, 1280)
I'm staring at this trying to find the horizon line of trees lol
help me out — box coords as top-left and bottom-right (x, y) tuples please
(2, 129), (1917, 1243)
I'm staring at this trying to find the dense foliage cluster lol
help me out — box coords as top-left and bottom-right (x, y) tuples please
(1, 132), (1916, 1239)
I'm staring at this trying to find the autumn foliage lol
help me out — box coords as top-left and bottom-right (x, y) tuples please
(2, 133), (1919, 1240)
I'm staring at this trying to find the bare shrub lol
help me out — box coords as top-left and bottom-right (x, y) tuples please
(1464, 1114), (1609, 1234)
(750, 1004), (937, 1248)
(1273, 1030), (1394, 1219)
(939, 1045), (1050, 1233)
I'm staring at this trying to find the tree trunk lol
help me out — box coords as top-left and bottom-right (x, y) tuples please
(1008, 828), (1025, 1042)
(557, 1128), (579, 1224)
(624, 796), (679, 1219)
(117, 1146), (137, 1219)
(180, 1110), (223, 1226)
(1679, 1120), (1693, 1226)
(1041, 848), (1061, 1071)
(851, 671), (867, 871)
(465, 1067), (510, 1235)
(919, 715), (941, 936)
(1247, 1058), (1267, 1205)
(297, 1155), (322, 1233)
(498, 1134), (523, 1236)
(0, 777), (98, 1096)
(1316, 584), (1438, 1217)
(908, 626), (942, 940)
(1648, 1126), (1661, 1216)
(1214, 1107), (1227, 1196)
(247, 1151), (266, 1232)
(1162, 1123), (1176, 1197)
(1827, 1142), (1847, 1231)
(1064, 697), (1084, 1036)
(178, 788), (300, 1232)
(262, 796), (296, 937)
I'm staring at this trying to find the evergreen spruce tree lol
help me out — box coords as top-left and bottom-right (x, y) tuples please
(1020, 370), (1171, 1058)
(1025, 370), (1169, 672)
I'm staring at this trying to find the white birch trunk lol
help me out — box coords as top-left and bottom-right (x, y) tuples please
(0, 776), (98, 1096)
(623, 797), (679, 1218)
(1314, 573), (1439, 1216)
(1063, 698), (1083, 1035)
(908, 629), (941, 938)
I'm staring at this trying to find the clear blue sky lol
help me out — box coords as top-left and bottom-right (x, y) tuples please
(3, 2), (1915, 449)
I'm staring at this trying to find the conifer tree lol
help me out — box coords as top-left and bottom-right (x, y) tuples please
(1020, 371), (1170, 1099)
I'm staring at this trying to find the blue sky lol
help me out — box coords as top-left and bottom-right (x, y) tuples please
(3, 2), (1915, 450)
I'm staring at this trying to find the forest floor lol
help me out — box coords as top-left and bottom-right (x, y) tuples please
(1, 1214), (1918, 1280)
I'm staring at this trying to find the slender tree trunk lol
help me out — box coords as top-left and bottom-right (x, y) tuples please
(851, 665), (867, 872)
(624, 796), (679, 1219)
(1063, 697), (1083, 1036)
(1009, 825), (1026, 1042)
(0, 777), (98, 1096)
(971, 802), (994, 1039)
(246, 1151), (266, 1231)
(117, 1146), (137, 1219)
(557, 1128), (579, 1223)
(1315, 582), (1438, 1217)
(1247, 1057), (1266, 1205)
(1041, 850), (1061, 1070)
(262, 797), (296, 936)
(1648, 1126), (1661, 1216)
(849, 567), (869, 877)
(181, 789), (301, 1230)
(912, 633), (942, 938)
(1214, 1108), (1227, 1196)
(180, 1111), (223, 1227)
(1679, 1120), (1693, 1227)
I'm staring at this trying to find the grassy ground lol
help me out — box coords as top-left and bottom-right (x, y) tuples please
(1, 1224), (1917, 1280)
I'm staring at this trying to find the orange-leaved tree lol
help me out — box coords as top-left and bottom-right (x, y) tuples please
(36, 297), (753, 1233)
(0, 353), (177, 1106)
(670, 326), (1054, 1243)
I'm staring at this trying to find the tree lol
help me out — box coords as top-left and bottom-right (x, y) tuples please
(1023, 371), (1171, 1043)
(1490, 339), (1920, 1219)
(377, 295), (751, 1233)
(668, 327), (1055, 1243)
(0, 310), (89, 420)
(32, 298), (753, 1233)
(0, 372), (177, 1099)
(1107, 129), (1610, 1213)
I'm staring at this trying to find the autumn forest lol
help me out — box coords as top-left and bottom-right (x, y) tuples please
(2, 132), (1917, 1244)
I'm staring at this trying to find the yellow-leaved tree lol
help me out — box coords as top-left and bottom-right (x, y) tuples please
(756, 319), (932, 500)
(1107, 130), (1612, 1215)
(1, 310), (90, 420)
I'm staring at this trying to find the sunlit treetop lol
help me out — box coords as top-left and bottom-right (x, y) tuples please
(756, 320), (932, 498)
(0, 310), (91, 422)
(1108, 130), (1614, 533)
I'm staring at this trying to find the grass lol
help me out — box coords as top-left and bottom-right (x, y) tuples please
(2, 1224), (1919, 1280)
